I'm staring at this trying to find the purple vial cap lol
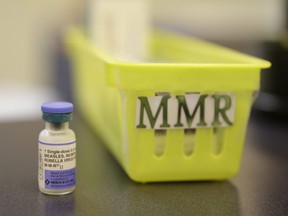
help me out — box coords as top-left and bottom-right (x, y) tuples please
(41, 101), (73, 114)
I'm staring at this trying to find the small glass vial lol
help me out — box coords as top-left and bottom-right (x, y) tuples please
(38, 101), (76, 195)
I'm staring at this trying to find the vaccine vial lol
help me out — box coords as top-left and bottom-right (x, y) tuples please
(38, 101), (76, 195)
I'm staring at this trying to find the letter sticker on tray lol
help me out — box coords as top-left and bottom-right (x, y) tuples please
(136, 93), (235, 129)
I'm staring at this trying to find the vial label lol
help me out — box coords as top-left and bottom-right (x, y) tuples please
(38, 140), (76, 190)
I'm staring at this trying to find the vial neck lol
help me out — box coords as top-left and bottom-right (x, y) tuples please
(45, 122), (69, 131)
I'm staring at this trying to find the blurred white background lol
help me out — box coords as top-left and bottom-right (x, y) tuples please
(154, 0), (286, 42)
(0, 0), (82, 121)
(0, 0), (285, 122)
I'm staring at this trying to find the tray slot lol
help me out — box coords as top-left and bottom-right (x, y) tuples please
(212, 127), (225, 155)
(183, 129), (195, 156)
(154, 130), (167, 157)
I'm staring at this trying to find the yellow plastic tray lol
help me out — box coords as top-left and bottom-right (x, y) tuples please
(65, 28), (270, 182)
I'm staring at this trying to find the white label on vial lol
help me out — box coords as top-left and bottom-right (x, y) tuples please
(38, 140), (76, 190)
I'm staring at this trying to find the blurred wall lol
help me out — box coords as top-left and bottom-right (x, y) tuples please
(0, 0), (82, 88)
(153, 0), (286, 42)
